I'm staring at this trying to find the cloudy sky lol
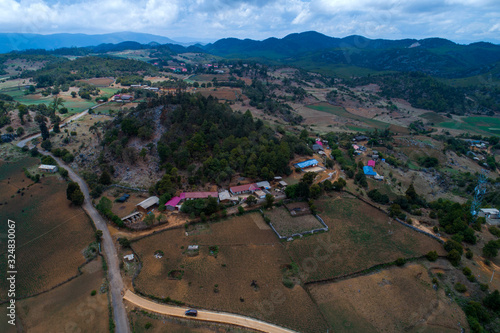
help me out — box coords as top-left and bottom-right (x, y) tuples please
(1, 0), (499, 43)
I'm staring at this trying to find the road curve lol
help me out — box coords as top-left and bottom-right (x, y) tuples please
(37, 150), (130, 333)
(123, 290), (298, 333)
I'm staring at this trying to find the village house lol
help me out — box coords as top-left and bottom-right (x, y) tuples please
(294, 159), (319, 170)
(38, 164), (58, 173)
(230, 183), (259, 195)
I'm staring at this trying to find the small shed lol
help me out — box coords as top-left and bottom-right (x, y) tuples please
(218, 190), (232, 202)
(123, 254), (135, 261)
(374, 175), (384, 181)
(136, 196), (159, 212)
(254, 190), (266, 199)
(312, 143), (324, 152)
(278, 180), (288, 187)
(256, 181), (271, 189)
(479, 208), (500, 219)
(367, 160), (376, 167)
(39, 164), (58, 173)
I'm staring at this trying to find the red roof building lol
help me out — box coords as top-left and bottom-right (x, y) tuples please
(230, 183), (258, 195)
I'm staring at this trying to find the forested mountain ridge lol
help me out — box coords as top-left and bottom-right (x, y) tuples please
(203, 31), (500, 79)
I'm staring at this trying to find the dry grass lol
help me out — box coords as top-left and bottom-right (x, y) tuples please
(284, 193), (445, 283)
(132, 213), (329, 333)
(308, 263), (468, 333)
(0, 158), (95, 299)
(265, 207), (324, 237)
(13, 259), (108, 333)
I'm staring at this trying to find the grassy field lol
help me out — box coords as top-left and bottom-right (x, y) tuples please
(265, 207), (324, 237)
(132, 213), (329, 333)
(424, 115), (500, 136)
(419, 112), (449, 124)
(2, 89), (96, 114)
(283, 193), (444, 283)
(0, 157), (95, 299)
(307, 102), (391, 131)
(308, 263), (468, 333)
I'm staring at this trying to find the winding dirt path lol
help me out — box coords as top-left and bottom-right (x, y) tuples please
(123, 290), (298, 333)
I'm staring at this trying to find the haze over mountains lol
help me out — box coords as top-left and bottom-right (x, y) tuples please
(0, 32), (193, 54)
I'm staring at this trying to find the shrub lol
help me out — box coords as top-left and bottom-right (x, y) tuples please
(91, 290), (97, 296)
(466, 249), (473, 259)
(118, 238), (130, 248)
(483, 290), (500, 311)
(480, 283), (489, 292)
(238, 206), (244, 215)
(395, 258), (406, 266)
(426, 251), (439, 262)
(463, 267), (472, 276)
(454, 283), (467, 293)
(447, 249), (461, 266)
(489, 226), (500, 238)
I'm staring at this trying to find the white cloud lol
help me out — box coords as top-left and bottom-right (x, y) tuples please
(0, 0), (498, 43)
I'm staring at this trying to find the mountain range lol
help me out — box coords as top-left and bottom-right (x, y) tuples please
(2, 31), (500, 79)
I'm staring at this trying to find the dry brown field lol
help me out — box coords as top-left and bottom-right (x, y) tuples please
(284, 193), (445, 283)
(132, 213), (329, 333)
(0, 157), (95, 299)
(11, 259), (108, 333)
(77, 77), (114, 87)
(308, 263), (468, 333)
(265, 207), (324, 237)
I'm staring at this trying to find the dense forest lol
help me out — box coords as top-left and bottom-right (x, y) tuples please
(102, 93), (311, 187)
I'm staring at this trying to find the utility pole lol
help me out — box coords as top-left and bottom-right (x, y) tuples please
(491, 269), (495, 283)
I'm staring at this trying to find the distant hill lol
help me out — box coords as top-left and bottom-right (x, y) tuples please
(202, 31), (500, 78)
(0, 32), (182, 53)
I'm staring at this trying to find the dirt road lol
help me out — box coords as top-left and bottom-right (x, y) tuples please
(36, 150), (130, 333)
(123, 290), (297, 333)
(16, 103), (106, 149)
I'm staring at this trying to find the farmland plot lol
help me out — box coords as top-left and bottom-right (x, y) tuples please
(284, 194), (444, 283)
(0, 158), (95, 299)
(265, 207), (325, 237)
(309, 263), (467, 333)
(132, 213), (329, 333)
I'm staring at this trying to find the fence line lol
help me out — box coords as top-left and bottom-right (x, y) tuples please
(261, 209), (328, 241)
(343, 190), (443, 244)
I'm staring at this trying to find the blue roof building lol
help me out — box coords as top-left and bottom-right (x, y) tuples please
(363, 166), (377, 176)
(295, 159), (319, 169)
